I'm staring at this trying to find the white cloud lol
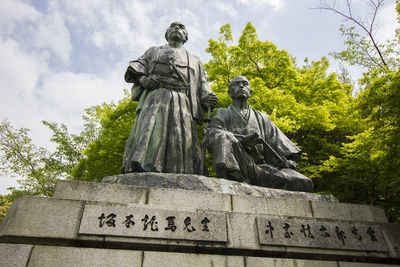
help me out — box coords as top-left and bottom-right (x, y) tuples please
(214, 2), (238, 18)
(38, 70), (125, 120)
(0, 0), (41, 34)
(35, 12), (72, 62)
(0, 36), (48, 101)
(236, 0), (284, 10)
(375, 2), (398, 43)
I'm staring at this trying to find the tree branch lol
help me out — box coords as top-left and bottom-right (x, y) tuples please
(313, 0), (388, 68)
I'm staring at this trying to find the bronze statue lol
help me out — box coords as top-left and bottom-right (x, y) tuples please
(122, 22), (218, 174)
(205, 76), (312, 192)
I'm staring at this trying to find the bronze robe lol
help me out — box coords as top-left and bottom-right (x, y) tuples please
(122, 45), (214, 174)
(206, 105), (313, 192)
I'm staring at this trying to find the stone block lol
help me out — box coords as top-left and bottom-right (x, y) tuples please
(338, 262), (395, 267)
(0, 196), (83, 240)
(103, 173), (338, 202)
(257, 217), (386, 252)
(142, 251), (244, 267)
(232, 195), (313, 217)
(147, 187), (231, 212)
(227, 212), (272, 251)
(54, 180), (147, 204)
(311, 201), (388, 223)
(0, 243), (32, 267)
(381, 223), (400, 258)
(27, 245), (142, 267)
(285, 246), (368, 257)
(245, 257), (338, 267)
(79, 204), (227, 242)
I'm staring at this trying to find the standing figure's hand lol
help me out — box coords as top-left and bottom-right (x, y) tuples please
(203, 94), (219, 110)
(139, 75), (159, 90)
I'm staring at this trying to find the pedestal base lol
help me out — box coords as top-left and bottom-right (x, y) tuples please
(1, 174), (399, 266)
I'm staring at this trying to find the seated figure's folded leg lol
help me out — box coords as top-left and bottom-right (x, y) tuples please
(258, 164), (313, 192)
(210, 131), (257, 184)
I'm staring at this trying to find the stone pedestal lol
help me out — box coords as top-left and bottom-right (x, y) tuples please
(1, 173), (399, 266)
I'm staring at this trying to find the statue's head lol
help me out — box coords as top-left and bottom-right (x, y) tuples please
(165, 21), (188, 44)
(228, 76), (252, 99)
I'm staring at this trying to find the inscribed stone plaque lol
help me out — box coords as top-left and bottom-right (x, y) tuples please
(256, 217), (387, 252)
(79, 205), (227, 242)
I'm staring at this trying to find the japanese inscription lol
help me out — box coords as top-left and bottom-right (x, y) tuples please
(256, 217), (387, 252)
(79, 205), (227, 242)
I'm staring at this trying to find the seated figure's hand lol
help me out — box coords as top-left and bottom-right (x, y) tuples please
(203, 94), (219, 110)
(139, 75), (158, 89)
(240, 132), (261, 147)
(285, 160), (298, 170)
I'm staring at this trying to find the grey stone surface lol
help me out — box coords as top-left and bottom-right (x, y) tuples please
(0, 196), (83, 240)
(381, 223), (400, 258)
(226, 212), (266, 250)
(28, 245), (142, 267)
(54, 180), (147, 204)
(311, 201), (388, 223)
(1, 181), (397, 264)
(0, 243), (32, 267)
(79, 204), (227, 242)
(102, 172), (337, 202)
(143, 251), (244, 267)
(245, 257), (338, 267)
(284, 246), (369, 257)
(338, 262), (395, 267)
(148, 187), (231, 212)
(256, 217), (387, 252)
(232, 194), (313, 217)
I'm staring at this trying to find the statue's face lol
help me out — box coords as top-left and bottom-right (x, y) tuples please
(166, 22), (187, 43)
(228, 76), (252, 100)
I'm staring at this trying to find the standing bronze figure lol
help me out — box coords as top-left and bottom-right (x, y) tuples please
(122, 22), (218, 174)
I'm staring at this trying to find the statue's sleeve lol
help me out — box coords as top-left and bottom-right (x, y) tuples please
(196, 56), (216, 107)
(206, 108), (241, 171)
(260, 112), (302, 161)
(124, 47), (156, 83)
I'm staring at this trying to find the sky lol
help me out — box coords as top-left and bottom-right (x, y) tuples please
(0, 0), (397, 194)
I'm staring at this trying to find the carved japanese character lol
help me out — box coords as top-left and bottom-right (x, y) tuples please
(320, 225), (331, 238)
(351, 227), (362, 241)
(265, 221), (275, 239)
(141, 215), (159, 231)
(300, 224), (314, 238)
(98, 213), (116, 228)
(122, 215), (135, 228)
(201, 217), (210, 232)
(183, 217), (196, 232)
(335, 226), (346, 245)
(283, 223), (293, 238)
(367, 227), (378, 242)
(165, 216), (177, 232)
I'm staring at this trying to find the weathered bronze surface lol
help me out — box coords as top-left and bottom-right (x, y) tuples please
(206, 76), (313, 192)
(122, 22), (218, 174)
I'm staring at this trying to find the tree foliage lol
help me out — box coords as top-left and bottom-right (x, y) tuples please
(0, 119), (57, 196)
(316, 0), (400, 222)
(71, 91), (137, 181)
(315, 0), (400, 71)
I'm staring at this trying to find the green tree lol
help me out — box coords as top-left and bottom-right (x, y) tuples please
(0, 119), (58, 196)
(71, 91), (137, 181)
(320, 72), (400, 221)
(316, 0), (400, 222)
(315, 0), (400, 71)
(0, 189), (32, 224)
